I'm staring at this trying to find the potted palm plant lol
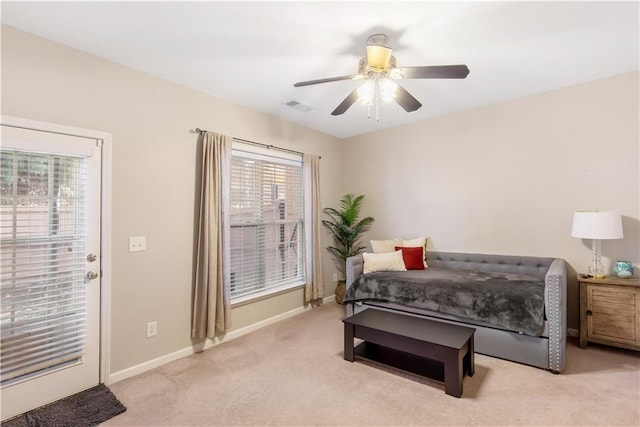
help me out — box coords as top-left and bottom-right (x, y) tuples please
(322, 194), (375, 303)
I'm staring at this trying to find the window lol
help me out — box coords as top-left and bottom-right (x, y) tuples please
(0, 149), (87, 384)
(229, 143), (304, 301)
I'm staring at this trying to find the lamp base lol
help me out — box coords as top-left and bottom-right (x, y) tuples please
(588, 239), (606, 279)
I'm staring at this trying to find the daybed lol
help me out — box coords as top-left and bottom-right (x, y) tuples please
(344, 251), (567, 373)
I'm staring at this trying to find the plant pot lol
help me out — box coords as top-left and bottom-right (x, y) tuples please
(335, 280), (347, 304)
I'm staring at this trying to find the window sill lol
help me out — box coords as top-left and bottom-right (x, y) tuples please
(230, 281), (305, 308)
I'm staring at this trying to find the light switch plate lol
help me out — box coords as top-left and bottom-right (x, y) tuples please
(129, 236), (146, 252)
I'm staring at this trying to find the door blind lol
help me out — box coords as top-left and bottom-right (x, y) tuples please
(230, 147), (304, 299)
(0, 149), (88, 385)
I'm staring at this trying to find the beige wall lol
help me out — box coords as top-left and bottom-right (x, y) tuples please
(343, 71), (640, 330)
(1, 25), (344, 373)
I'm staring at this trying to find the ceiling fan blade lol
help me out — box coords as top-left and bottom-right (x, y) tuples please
(395, 84), (422, 112)
(396, 65), (470, 79)
(331, 88), (360, 116)
(294, 75), (359, 87)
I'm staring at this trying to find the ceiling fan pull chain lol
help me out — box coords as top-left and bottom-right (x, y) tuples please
(375, 78), (380, 121)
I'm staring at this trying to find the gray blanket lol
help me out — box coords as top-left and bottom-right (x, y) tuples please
(343, 268), (546, 335)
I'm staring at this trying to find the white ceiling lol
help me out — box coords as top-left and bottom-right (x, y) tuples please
(2, 1), (638, 139)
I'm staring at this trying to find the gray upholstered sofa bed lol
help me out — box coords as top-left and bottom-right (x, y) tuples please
(344, 251), (567, 373)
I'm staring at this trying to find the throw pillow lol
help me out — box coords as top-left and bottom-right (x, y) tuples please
(363, 250), (407, 274)
(370, 238), (402, 253)
(394, 246), (425, 270)
(402, 236), (428, 267)
(402, 236), (427, 248)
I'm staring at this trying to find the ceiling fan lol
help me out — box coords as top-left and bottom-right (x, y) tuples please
(294, 34), (470, 117)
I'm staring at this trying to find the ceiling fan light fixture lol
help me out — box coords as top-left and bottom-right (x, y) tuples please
(357, 80), (375, 105)
(357, 76), (396, 110)
(366, 45), (392, 71)
(389, 68), (404, 79)
(379, 78), (398, 102)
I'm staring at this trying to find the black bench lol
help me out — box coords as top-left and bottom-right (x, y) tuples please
(343, 308), (475, 397)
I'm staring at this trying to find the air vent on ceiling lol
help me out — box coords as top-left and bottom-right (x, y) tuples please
(284, 100), (314, 112)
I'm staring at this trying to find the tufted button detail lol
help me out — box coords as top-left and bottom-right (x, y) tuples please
(517, 262), (523, 266)
(481, 260), (488, 264)
(537, 263), (543, 268)
(499, 261), (505, 265)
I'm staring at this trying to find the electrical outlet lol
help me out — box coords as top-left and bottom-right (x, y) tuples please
(146, 321), (157, 338)
(129, 236), (146, 252)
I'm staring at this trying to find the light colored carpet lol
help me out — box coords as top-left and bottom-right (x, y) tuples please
(104, 303), (640, 426)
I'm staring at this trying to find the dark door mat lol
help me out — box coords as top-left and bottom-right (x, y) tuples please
(1, 384), (126, 427)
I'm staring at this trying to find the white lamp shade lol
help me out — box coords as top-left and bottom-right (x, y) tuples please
(571, 211), (623, 239)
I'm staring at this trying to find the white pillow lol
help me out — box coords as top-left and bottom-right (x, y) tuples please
(402, 236), (427, 248)
(363, 250), (407, 274)
(402, 236), (428, 267)
(370, 238), (402, 253)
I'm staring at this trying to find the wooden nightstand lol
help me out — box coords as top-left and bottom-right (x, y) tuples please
(578, 275), (640, 351)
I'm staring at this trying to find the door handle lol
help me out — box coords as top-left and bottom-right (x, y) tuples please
(86, 253), (97, 262)
(86, 271), (99, 281)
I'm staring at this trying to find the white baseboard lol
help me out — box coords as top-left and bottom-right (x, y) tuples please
(108, 294), (335, 384)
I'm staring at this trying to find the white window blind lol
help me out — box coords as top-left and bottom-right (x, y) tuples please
(230, 144), (305, 300)
(0, 149), (87, 385)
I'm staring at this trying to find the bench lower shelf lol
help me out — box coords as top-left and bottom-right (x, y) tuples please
(354, 341), (473, 392)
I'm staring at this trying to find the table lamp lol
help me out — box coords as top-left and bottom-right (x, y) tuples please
(571, 211), (623, 278)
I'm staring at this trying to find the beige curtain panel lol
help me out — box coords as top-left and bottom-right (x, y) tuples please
(304, 154), (324, 302)
(192, 131), (232, 339)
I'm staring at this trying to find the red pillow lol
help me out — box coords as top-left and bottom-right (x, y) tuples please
(394, 246), (425, 270)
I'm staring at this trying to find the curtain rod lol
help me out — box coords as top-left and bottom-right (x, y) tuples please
(190, 128), (320, 159)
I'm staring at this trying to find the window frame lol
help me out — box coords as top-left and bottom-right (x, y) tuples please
(228, 142), (305, 304)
